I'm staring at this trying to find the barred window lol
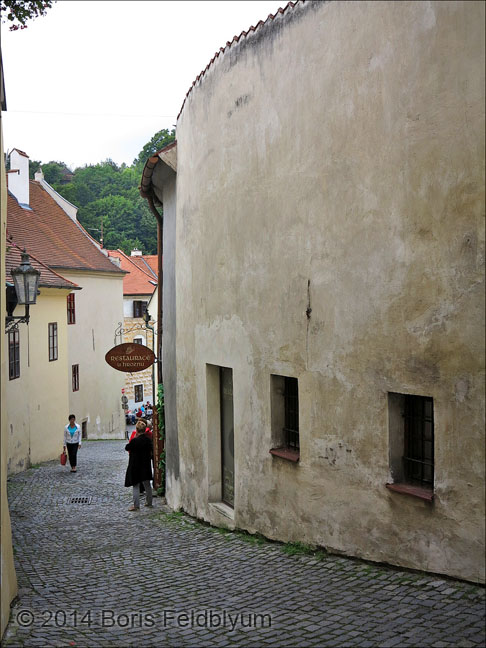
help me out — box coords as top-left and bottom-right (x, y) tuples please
(388, 392), (434, 499)
(8, 329), (20, 380)
(284, 377), (299, 450)
(48, 322), (58, 361)
(403, 395), (434, 488)
(67, 293), (76, 324)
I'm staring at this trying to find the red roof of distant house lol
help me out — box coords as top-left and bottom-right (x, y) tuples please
(6, 238), (80, 291)
(7, 182), (125, 275)
(11, 148), (29, 158)
(106, 249), (158, 296)
(130, 254), (158, 278)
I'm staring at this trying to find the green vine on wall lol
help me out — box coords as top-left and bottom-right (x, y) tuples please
(157, 383), (166, 497)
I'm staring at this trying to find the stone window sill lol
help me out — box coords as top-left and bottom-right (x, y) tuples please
(209, 502), (234, 520)
(385, 482), (434, 502)
(269, 447), (300, 463)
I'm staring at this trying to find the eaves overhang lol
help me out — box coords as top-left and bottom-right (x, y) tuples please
(140, 140), (177, 207)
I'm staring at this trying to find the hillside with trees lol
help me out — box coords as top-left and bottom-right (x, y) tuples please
(26, 128), (175, 255)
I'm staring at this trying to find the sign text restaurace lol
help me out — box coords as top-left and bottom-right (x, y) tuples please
(109, 354), (150, 370)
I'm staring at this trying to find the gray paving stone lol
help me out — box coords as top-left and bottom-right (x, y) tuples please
(3, 440), (485, 648)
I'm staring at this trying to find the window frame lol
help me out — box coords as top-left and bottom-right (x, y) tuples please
(270, 374), (300, 462)
(387, 392), (434, 501)
(134, 384), (144, 403)
(133, 300), (147, 318)
(48, 322), (58, 361)
(72, 364), (79, 392)
(8, 329), (20, 380)
(67, 293), (76, 325)
(403, 395), (434, 488)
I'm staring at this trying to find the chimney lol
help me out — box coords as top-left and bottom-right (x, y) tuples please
(131, 248), (142, 257)
(7, 149), (30, 207)
(34, 167), (44, 182)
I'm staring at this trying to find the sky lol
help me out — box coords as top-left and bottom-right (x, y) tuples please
(1, 0), (286, 170)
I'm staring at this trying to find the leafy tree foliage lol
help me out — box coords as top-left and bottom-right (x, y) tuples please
(1, 0), (55, 31)
(133, 128), (176, 170)
(25, 129), (174, 255)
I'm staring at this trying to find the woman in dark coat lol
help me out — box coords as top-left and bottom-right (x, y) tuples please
(125, 421), (153, 511)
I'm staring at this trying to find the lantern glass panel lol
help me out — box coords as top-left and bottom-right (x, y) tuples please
(27, 274), (39, 304)
(13, 274), (26, 304)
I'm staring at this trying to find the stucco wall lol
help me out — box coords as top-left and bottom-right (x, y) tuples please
(1, 108), (17, 639)
(6, 288), (71, 474)
(173, 0), (485, 582)
(63, 271), (124, 439)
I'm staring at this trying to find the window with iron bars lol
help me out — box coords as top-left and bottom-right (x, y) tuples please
(403, 395), (434, 488)
(8, 329), (20, 380)
(283, 377), (299, 450)
(48, 322), (58, 361)
(67, 293), (76, 324)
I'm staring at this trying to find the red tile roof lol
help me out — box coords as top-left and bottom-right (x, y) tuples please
(177, 1), (300, 119)
(6, 237), (80, 291)
(11, 148), (29, 158)
(106, 249), (158, 296)
(7, 182), (125, 275)
(129, 255), (158, 278)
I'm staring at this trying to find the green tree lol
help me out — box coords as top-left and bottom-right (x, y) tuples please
(1, 0), (55, 31)
(27, 127), (169, 255)
(133, 128), (175, 171)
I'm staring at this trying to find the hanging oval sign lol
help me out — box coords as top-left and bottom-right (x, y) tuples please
(105, 343), (155, 373)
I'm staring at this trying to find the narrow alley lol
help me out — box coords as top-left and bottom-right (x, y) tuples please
(3, 441), (485, 647)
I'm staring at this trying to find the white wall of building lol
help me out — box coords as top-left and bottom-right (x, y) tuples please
(63, 270), (125, 439)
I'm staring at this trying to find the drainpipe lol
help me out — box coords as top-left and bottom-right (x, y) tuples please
(145, 192), (163, 491)
(146, 193), (163, 386)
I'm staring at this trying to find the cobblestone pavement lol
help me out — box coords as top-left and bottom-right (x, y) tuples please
(4, 441), (485, 648)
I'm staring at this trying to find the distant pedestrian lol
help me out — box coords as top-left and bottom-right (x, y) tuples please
(64, 414), (82, 473)
(125, 420), (153, 511)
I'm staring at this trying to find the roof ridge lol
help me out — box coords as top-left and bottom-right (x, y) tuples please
(177, 0), (301, 119)
(115, 248), (158, 281)
(135, 256), (157, 278)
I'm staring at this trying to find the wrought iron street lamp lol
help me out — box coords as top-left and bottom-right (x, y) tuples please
(5, 250), (40, 333)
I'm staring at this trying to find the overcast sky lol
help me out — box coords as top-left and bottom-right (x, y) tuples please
(1, 0), (285, 170)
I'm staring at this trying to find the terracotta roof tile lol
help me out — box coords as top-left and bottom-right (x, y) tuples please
(129, 255), (158, 278)
(106, 249), (158, 296)
(7, 182), (125, 274)
(11, 148), (29, 158)
(177, 1), (300, 119)
(6, 238), (80, 291)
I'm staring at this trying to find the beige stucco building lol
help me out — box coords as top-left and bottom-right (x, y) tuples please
(143, 0), (485, 583)
(1, 62), (17, 638)
(6, 154), (126, 443)
(5, 247), (78, 474)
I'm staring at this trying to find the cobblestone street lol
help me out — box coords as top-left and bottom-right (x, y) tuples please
(3, 441), (485, 648)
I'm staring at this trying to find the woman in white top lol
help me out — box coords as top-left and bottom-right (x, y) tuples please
(64, 414), (82, 473)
